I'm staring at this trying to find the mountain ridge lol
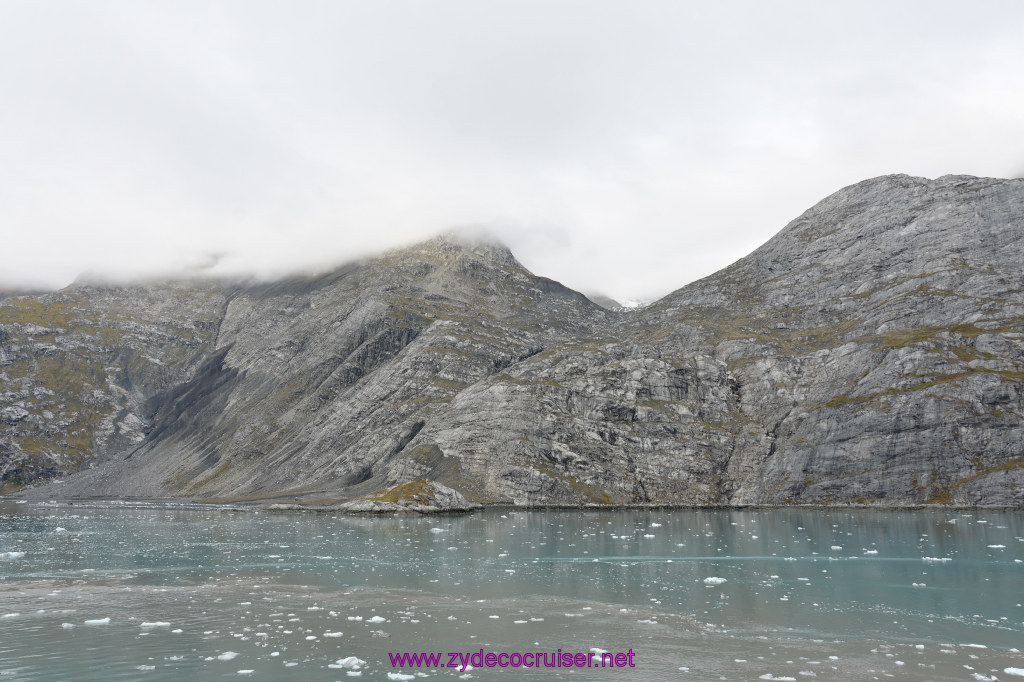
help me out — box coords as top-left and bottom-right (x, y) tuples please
(2, 174), (1022, 508)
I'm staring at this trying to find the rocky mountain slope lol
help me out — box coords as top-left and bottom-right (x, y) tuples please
(2, 174), (1022, 507)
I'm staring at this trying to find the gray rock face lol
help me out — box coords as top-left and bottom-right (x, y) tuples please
(3, 176), (1023, 507)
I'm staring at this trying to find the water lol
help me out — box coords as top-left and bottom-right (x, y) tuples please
(1, 501), (1022, 681)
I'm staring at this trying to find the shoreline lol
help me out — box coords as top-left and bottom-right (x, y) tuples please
(4, 496), (1022, 514)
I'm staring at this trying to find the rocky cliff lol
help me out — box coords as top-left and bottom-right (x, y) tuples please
(2, 174), (1022, 507)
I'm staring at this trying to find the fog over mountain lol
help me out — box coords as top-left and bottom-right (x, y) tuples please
(2, 2), (1024, 303)
(3, 175), (1023, 509)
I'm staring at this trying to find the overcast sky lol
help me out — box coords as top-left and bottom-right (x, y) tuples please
(2, 1), (1023, 302)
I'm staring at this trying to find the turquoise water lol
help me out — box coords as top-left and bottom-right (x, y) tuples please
(1, 501), (1022, 681)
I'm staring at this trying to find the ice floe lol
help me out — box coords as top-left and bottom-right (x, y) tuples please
(84, 618), (111, 626)
(703, 577), (727, 585)
(329, 656), (366, 670)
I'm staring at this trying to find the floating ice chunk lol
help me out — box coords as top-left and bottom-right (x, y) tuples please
(703, 577), (727, 585)
(84, 618), (111, 626)
(347, 616), (363, 621)
(0, 552), (25, 560)
(830, 546), (842, 551)
(591, 648), (608, 654)
(863, 550), (878, 555)
(367, 616), (386, 624)
(237, 672), (254, 676)
(140, 622), (171, 629)
(55, 527), (68, 533)
(514, 620), (527, 624)
(650, 523), (662, 527)
(347, 673), (362, 678)
(759, 675), (797, 681)
(217, 651), (239, 661)
(973, 674), (998, 681)
(922, 557), (952, 563)
(323, 631), (343, 638)
(1004, 668), (1024, 677)
(137, 665), (155, 671)
(61, 622), (75, 629)
(329, 656), (366, 670)
(643, 534), (656, 538)
(388, 674), (415, 681)
(1, 613), (18, 619)
(430, 528), (445, 534)
(987, 544), (1006, 549)
(171, 629), (183, 634)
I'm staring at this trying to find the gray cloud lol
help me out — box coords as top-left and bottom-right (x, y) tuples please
(2, 1), (1023, 301)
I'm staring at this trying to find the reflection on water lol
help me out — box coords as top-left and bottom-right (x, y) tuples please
(1, 501), (1022, 680)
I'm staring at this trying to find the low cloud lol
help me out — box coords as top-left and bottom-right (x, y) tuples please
(2, 2), (1023, 301)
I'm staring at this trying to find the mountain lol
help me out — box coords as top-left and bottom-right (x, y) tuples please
(2, 175), (1022, 508)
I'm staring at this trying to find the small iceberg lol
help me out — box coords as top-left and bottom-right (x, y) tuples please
(329, 656), (366, 670)
(703, 577), (727, 585)
(84, 618), (111, 626)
